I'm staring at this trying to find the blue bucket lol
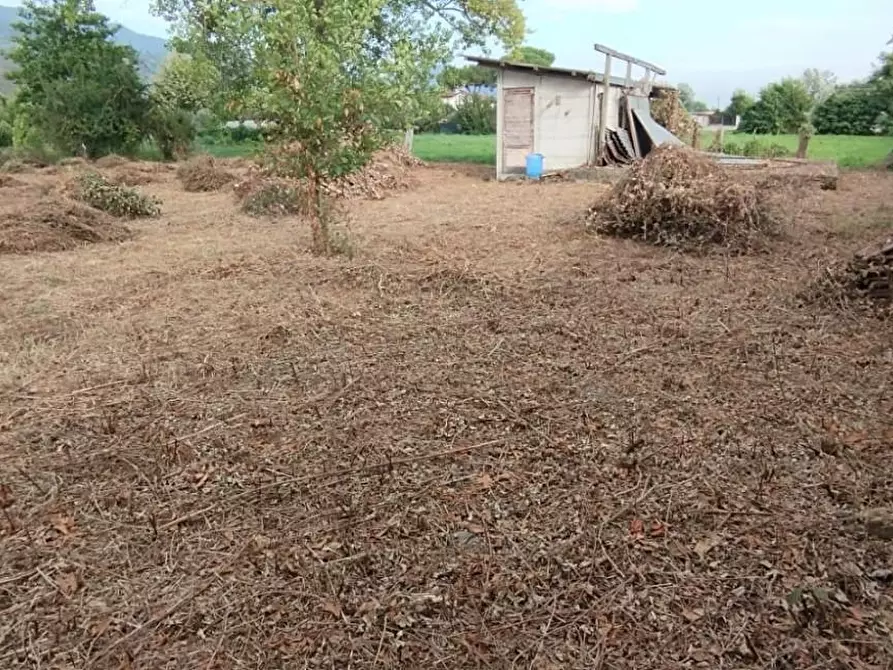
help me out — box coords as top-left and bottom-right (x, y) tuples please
(525, 153), (544, 180)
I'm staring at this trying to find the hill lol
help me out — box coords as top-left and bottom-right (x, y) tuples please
(0, 4), (167, 95)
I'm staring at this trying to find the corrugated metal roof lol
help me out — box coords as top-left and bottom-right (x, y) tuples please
(463, 55), (675, 91)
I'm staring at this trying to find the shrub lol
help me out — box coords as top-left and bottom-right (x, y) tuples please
(0, 120), (11, 148)
(764, 143), (792, 158)
(176, 155), (234, 192)
(74, 172), (161, 218)
(452, 94), (496, 135)
(148, 106), (196, 161)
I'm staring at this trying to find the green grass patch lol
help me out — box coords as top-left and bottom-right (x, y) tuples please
(412, 134), (495, 164)
(700, 131), (893, 168)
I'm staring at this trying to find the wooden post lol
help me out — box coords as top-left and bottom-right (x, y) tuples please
(625, 61), (632, 88)
(796, 134), (810, 159)
(597, 54), (613, 164)
(403, 127), (414, 152)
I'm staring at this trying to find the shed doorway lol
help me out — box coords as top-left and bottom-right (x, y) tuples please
(502, 87), (534, 173)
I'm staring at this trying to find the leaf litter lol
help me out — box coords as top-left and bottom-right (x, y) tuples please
(0, 165), (892, 668)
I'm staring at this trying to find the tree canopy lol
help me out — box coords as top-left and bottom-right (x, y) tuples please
(6, 0), (148, 157)
(738, 78), (812, 134)
(150, 0), (524, 100)
(507, 45), (555, 67)
(724, 89), (755, 119)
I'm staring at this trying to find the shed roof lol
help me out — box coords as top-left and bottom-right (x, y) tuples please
(463, 55), (675, 92)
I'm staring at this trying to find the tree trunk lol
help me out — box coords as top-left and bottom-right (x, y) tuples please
(691, 125), (701, 150)
(796, 135), (810, 159)
(307, 170), (330, 255)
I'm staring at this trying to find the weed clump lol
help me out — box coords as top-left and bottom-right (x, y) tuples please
(73, 172), (161, 218)
(176, 155), (234, 192)
(587, 145), (778, 252)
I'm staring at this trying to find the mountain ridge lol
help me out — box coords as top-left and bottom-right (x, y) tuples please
(0, 4), (168, 95)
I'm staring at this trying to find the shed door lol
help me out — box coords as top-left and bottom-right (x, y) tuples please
(502, 87), (534, 172)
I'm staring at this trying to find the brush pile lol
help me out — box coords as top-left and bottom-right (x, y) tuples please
(322, 145), (422, 200)
(0, 197), (131, 255)
(588, 145), (777, 251)
(234, 176), (309, 217)
(650, 90), (699, 141)
(177, 155), (235, 192)
(72, 172), (161, 218)
(806, 236), (893, 313)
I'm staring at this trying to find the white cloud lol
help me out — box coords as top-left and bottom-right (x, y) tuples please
(548, 0), (639, 12)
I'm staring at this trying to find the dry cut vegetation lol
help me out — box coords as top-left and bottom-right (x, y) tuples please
(806, 235), (893, 314)
(1, 160), (892, 669)
(176, 155), (235, 192)
(0, 196), (131, 255)
(72, 172), (161, 219)
(589, 146), (778, 252)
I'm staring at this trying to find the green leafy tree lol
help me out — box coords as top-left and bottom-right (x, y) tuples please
(216, 0), (440, 254)
(813, 83), (885, 135)
(151, 0), (523, 102)
(452, 93), (495, 134)
(739, 78), (812, 134)
(437, 64), (496, 91)
(6, 0), (148, 157)
(152, 52), (222, 113)
(507, 45), (555, 67)
(724, 89), (755, 119)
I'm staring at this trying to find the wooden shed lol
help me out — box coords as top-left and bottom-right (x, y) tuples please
(466, 47), (677, 180)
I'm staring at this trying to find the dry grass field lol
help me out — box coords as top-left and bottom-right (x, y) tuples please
(1, 159), (892, 668)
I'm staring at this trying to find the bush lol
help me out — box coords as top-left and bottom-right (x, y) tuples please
(74, 172), (161, 218)
(813, 85), (887, 136)
(763, 143), (791, 158)
(0, 120), (11, 148)
(452, 94), (496, 135)
(742, 139), (764, 157)
(148, 106), (196, 160)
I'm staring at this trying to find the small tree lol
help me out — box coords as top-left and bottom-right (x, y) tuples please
(235, 0), (436, 254)
(6, 0), (148, 158)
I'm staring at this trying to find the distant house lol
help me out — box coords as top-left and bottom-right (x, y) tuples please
(441, 87), (470, 109)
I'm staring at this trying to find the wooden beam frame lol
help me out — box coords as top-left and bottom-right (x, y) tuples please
(593, 43), (666, 76)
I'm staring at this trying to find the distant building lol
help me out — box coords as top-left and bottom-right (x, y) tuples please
(692, 111), (739, 129)
(441, 88), (470, 109)
(465, 54), (678, 179)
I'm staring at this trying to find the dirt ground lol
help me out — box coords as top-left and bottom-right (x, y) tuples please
(1, 162), (892, 669)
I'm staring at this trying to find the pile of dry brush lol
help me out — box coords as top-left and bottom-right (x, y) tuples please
(806, 236), (893, 314)
(177, 155), (235, 192)
(0, 198), (131, 255)
(234, 145), (423, 216)
(587, 145), (778, 251)
(650, 90), (699, 143)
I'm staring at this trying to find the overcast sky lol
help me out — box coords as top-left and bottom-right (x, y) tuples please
(5, 0), (892, 105)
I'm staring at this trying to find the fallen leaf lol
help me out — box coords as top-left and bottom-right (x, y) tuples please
(693, 535), (722, 559)
(51, 514), (76, 537)
(321, 600), (342, 618)
(682, 608), (704, 622)
(650, 521), (666, 537)
(0, 484), (13, 509)
(57, 571), (79, 597)
(475, 473), (493, 489)
(629, 519), (645, 538)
